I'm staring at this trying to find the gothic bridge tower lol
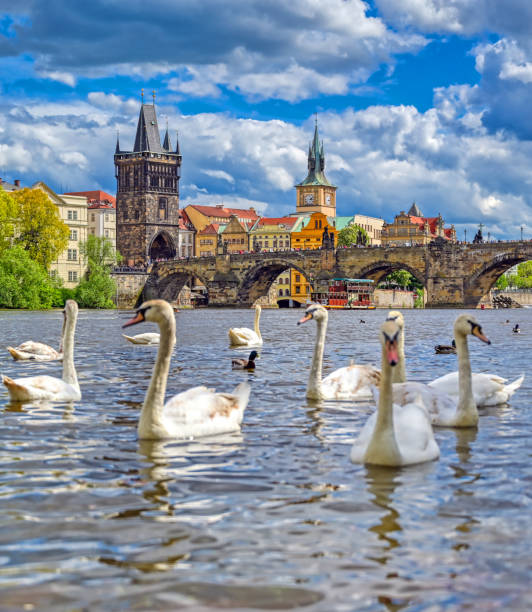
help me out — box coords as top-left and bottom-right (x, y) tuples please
(115, 99), (182, 265)
(295, 119), (337, 217)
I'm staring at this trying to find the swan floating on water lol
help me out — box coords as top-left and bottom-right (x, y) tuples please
(228, 305), (263, 347)
(350, 317), (439, 466)
(2, 300), (81, 402)
(123, 332), (160, 345)
(298, 304), (380, 401)
(123, 299), (250, 440)
(7, 315), (65, 361)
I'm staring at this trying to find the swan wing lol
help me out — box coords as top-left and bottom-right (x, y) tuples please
(2, 374), (80, 402)
(322, 364), (380, 400)
(228, 327), (262, 346)
(390, 382), (457, 426)
(162, 383), (250, 437)
(123, 333), (160, 345)
(350, 403), (439, 465)
(429, 372), (524, 406)
(8, 341), (61, 361)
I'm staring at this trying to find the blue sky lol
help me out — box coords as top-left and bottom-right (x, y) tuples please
(0, 0), (531, 239)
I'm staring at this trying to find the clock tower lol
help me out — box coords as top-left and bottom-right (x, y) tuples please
(295, 119), (336, 217)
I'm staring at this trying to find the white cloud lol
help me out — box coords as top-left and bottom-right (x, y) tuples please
(39, 70), (76, 87)
(201, 169), (235, 184)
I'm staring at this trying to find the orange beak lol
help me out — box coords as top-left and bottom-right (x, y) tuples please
(385, 340), (399, 366)
(297, 313), (312, 326)
(472, 326), (491, 344)
(122, 311), (145, 328)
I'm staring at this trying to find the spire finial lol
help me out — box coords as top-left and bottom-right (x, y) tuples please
(315, 112), (318, 126)
(152, 89), (156, 104)
(141, 88), (144, 103)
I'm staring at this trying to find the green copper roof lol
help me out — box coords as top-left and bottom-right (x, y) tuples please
(296, 120), (335, 188)
(333, 216), (355, 231)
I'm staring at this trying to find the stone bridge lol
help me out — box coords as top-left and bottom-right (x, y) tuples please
(140, 239), (532, 308)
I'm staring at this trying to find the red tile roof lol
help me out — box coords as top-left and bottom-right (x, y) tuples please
(409, 215), (454, 239)
(188, 204), (258, 220)
(66, 190), (116, 207)
(255, 216), (298, 229)
(199, 223), (221, 235)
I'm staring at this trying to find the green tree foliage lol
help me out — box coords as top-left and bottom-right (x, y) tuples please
(11, 187), (69, 269)
(76, 236), (121, 308)
(497, 261), (532, 289)
(0, 187), (18, 254)
(337, 223), (369, 247)
(494, 274), (508, 290)
(0, 246), (61, 309)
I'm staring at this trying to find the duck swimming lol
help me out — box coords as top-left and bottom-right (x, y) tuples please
(232, 350), (258, 370)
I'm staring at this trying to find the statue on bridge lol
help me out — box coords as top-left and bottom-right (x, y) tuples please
(322, 226), (334, 249)
(472, 228), (484, 244)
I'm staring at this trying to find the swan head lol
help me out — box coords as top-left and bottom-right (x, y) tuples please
(380, 320), (401, 366)
(123, 299), (174, 328)
(297, 303), (328, 325)
(454, 314), (491, 344)
(386, 310), (404, 329)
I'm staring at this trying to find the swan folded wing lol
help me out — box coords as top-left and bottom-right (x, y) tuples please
(391, 382), (456, 425)
(3, 374), (78, 401)
(428, 372), (523, 405)
(16, 341), (56, 355)
(228, 327), (261, 345)
(322, 364), (380, 399)
(394, 403), (440, 464)
(163, 386), (242, 423)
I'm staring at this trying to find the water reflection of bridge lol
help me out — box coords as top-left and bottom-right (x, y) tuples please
(134, 240), (532, 308)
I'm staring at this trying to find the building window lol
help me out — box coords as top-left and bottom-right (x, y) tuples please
(295, 274), (301, 283)
(69, 229), (78, 241)
(68, 271), (78, 282)
(105, 214), (109, 221)
(49, 269), (58, 279)
(295, 286), (301, 294)
(158, 197), (168, 220)
(67, 248), (77, 261)
(135, 210), (140, 220)
(67, 210), (78, 221)
(91, 213), (95, 222)
(104, 229), (109, 238)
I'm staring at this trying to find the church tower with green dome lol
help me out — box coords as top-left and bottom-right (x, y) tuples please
(295, 119), (337, 217)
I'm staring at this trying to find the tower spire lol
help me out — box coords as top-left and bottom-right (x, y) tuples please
(115, 129), (121, 154)
(162, 118), (172, 151)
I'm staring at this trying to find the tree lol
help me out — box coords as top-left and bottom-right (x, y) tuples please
(0, 187), (18, 255)
(337, 223), (369, 247)
(0, 246), (60, 309)
(76, 236), (121, 308)
(11, 187), (69, 269)
(380, 269), (424, 290)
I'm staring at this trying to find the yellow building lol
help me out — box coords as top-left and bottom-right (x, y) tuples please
(197, 223), (222, 257)
(32, 183), (88, 288)
(221, 214), (252, 253)
(184, 204), (259, 256)
(381, 203), (456, 247)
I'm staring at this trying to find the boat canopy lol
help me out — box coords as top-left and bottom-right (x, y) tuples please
(331, 278), (374, 283)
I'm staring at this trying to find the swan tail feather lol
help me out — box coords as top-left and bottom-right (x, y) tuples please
(2, 376), (31, 401)
(7, 347), (22, 360)
(232, 382), (251, 412)
(122, 335), (136, 344)
(504, 374), (524, 397)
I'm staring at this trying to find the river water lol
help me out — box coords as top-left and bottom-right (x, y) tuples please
(0, 307), (531, 611)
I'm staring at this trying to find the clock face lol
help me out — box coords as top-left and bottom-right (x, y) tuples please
(304, 193), (314, 205)
(325, 193), (331, 204)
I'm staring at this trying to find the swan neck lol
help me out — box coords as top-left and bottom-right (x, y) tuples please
(364, 344), (401, 465)
(392, 327), (406, 383)
(455, 330), (477, 423)
(254, 307), (262, 340)
(307, 315), (326, 399)
(62, 310), (78, 388)
(139, 312), (176, 437)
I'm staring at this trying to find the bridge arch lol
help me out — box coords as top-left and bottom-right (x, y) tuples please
(465, 249), (531, 306)
(357, 260), (426, 286)
(237, 257), (314, 305)
(142, 266), (211, 306)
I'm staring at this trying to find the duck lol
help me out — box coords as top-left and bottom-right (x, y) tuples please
(123, 299), (250, 440)
(350, 318), (439, 466)
(122, 332), (160, 345)
(298, 304), (380, 400)
(2, 300), (81, 402)
(435, 340), (456, 354)
(513, 324), (520, 334)
(232, 350), (258, 370)
(387, 315), (492, 427)
(228, 304), (263, 347)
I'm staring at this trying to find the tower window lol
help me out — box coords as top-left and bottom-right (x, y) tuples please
(159, 198), (168, 220)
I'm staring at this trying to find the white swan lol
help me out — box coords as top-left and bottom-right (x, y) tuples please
(123, 332), (160, 345)
(389, 315), (492, 427)
(350, 318), (439, 466)
(298, 304), (380, 401)
(7, 340), (63, 361)
(2, 300), (81, 402)
(228, 305), (263, 347)
(7, 316), (64, 361)
(123, 299), (251, 440)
